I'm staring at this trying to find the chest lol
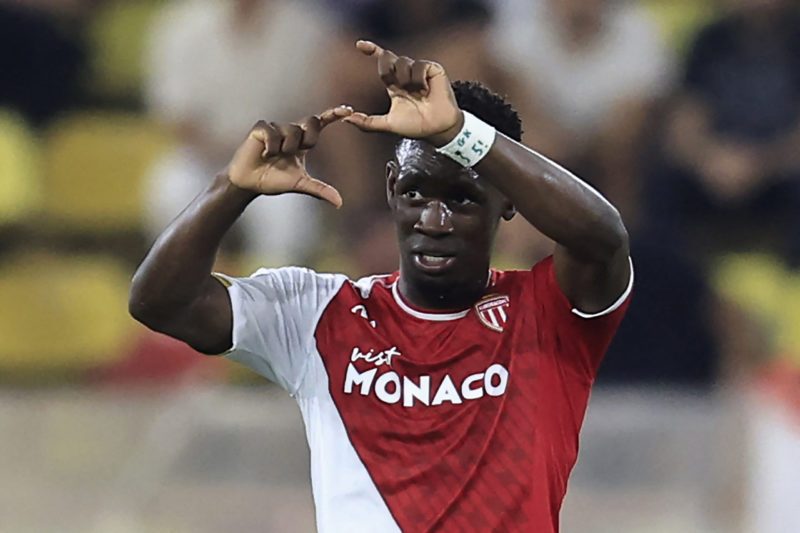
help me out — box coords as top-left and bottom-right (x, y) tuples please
(312, 288), (548, 414)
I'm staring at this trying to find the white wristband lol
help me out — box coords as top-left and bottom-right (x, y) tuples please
(434, 111), (496, 168)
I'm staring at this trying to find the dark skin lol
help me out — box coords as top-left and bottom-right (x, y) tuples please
(129, 40), (630, 354)
(388, 141), (515, 310)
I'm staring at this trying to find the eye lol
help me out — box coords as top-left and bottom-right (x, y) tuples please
(452, 194), (477, 207)
(401, 189), (423, 201)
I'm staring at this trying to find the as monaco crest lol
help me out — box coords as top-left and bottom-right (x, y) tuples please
(475, 294), (510, 332)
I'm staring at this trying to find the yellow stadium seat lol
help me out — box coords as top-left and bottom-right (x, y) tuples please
(0, 109), (40, 226)
(640, 0), (718, 54)
(86, 0), (164, 99)
(0, 251), (136, 377)
(712, 253), (786, 320)
(712, 253), (800, 365)
(41, 112), (171, 232)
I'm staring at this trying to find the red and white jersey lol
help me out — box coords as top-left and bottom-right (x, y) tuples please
(216, 256), (632, 533)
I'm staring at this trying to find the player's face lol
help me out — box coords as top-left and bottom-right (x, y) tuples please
(387, 141), (514, 306)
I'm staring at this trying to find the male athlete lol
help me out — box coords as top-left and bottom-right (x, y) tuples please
(130, 41), (632, 532)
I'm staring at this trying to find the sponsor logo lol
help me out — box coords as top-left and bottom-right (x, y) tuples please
(475, 294), (510, 332)
(343, 362), (509, 407)
(350, 346), (401, 368)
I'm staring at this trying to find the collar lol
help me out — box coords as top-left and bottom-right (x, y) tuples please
(390, 270), (493, 322)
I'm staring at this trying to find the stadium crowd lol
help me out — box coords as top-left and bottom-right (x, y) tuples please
(0, 0), (798, 530)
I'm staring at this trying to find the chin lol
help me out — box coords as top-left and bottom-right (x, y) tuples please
(408, 266), (459, 285)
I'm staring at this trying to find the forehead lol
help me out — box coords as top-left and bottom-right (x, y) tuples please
(395, 140), (482, 187)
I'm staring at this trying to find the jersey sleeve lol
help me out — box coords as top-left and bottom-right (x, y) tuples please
(530, 256), (633, 382)
(213, 267), (346, 394)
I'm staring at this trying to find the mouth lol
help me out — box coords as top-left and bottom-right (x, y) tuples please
(412, 253), (456, 274)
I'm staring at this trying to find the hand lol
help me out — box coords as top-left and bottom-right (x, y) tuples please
(344, 40), (463, 146)
(224, 106), (353, 207)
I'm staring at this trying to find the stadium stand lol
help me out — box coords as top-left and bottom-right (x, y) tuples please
(0, 109), (40, 227)
(85, 0), (164, 103)
(0, 251), (135, 380)
(40, 111), (171, 233)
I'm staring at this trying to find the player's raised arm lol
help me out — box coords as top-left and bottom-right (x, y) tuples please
(129, 106), (352, 354)
(344, 41), (630, 314)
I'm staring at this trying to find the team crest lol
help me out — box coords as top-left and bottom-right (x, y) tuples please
(475, 294), (510, 332)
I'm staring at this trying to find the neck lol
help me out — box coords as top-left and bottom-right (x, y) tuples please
(397, 270), (489, 311)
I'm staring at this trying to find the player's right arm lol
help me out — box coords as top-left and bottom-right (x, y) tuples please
(128, 107), (352, 354)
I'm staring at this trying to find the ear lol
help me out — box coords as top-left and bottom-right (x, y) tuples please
(386, 160), (399, 207)
(501, 200), (516, 221)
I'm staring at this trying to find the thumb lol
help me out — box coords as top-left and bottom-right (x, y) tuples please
(293, 173), (343, 208)
(343, 112), (391, 133)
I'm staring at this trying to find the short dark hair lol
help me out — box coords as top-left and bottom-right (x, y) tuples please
(395, 80), (522, 160)
(451, 80), (522, 141)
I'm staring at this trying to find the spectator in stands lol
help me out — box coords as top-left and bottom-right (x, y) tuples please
(489, 0), (675, 226)
(486, 0), (726, 386)
(647, 0), (800, 266)
(598, 240), (720, 385)
(0, 3), (84, 127)
(143, 0), (335, 266)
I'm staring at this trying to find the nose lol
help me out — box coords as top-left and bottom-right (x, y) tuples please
(414, 200), (454, 236)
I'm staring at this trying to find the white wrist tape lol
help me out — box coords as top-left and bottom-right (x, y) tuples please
(435, 111), (496, 168)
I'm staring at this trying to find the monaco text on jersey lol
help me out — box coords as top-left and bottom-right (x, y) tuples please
(343, 361), (510, 407)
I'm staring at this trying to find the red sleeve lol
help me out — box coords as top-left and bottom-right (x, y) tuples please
(530, 256), (632, 383)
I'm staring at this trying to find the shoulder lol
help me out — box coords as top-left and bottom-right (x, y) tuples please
(348, 272), (396, 299)
(491, 256), (554, 283)
(216, 266), (349, 300)
(250, 265), (344, 282)
(253, 266), (348, 291)
(487, 266), (538, 301)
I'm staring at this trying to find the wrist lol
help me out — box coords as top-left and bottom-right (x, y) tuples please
(427, 111), (465, 148)
(214, 173), (260, 204)
(433, 111), (497, 168)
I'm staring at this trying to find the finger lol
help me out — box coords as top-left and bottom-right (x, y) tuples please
(423, 60), (447, 88)
(296, 106), (353, 150)
(249, 119), (268, 135)
(317, 105), (354, 129)
(294, 173), (343, 208)
(410, 60), (430, 94)
(355, 40), (384, 57)
(355, 40), (401, 88)
(343, 112), (391, 133)
(378, 47), (400, 87)
(247, 120), (269, 146)
(278, 123), (305, 153)
(255, 122), (281, 158)
(238, 120), (271, 163)
(297, 115), (322, 149)
(394, 56), (414, 89)
(417, 60), (451, 104)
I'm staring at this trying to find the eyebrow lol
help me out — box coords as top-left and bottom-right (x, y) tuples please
(397, 171), (488, 199)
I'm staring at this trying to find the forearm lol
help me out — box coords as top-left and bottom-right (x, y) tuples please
(475, 133), (628, 262)
(129, 174), (257, 324)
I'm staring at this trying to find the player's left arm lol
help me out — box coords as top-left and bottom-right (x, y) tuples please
(472, 134), (631, 315)
(344, 41), (630, 313)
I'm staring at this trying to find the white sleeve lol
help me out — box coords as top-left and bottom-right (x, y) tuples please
(213, 267), (347, 395)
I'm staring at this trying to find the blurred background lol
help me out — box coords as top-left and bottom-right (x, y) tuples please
(1, 0), (799, 531)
